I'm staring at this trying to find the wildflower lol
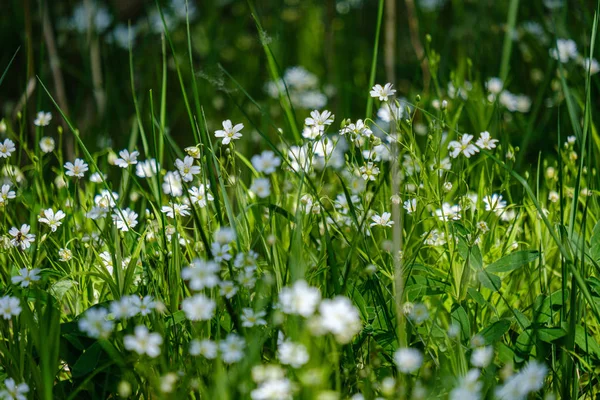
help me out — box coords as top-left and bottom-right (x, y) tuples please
(304, 110), (334, 132)
(190, 339), (218, 358)
(404, 198), (417, 214)
(476, 131), (499, 150)
(78, 308), (114, 339)
(161, 203), (191, 218)
(0, 184), (15, 206)
(9, 224), (35, 250)
(220, 281), (238, 299)
(448, 134), (479, 158)
(483, 193), (507, 212)
(278, 341), (309, 368)
(64, 159), (89, 178)
(495, 360), (547, 399)
(0, 296), (22, 319)
(112, 208), (139, 231)
(408, 303), (429, 325)
(314, 296), (362, 344)
(211, 242), (232, 262)
(0, 139), (16, 158)
(89, 172), (105, 183)
(370, 212), (394, 228)
(58, 248), (73, 262)
(124, 325), (163, 358)
(279, 280), (321, 317)
(220, 334), (245, 363)
(214, 227), (236, 245)
(38, 208), (66, 232)
(130, 296), (157, 316)
(550, 38), (578, 63)
(394, 348), (423, 374)
(450, 369), (482, 400)
(251, 150), (281, 174)
(188, 185), (214, 207)
(181, 258), (220, 290)
(359, 162), (380, 181)
(477, 221), (489, 233)
(175, 156), (201, 182)
(251, 377), (293, 400)
(215, 119), (244, 145)
(486, 77), (504, 95)
(434, 203), (462, 221)
(136, 159), (159, 178)
(0, 378), (29, 400)
(251, 178), (271, 198)
(110, 296), (137, 319)
(241, 308), (267, 327)
(341, 119), (373, 143)
(162, 171), (183, 197)
(11, 268), (41, 288)
(548, 191), (559, 203)
(185, 146), (201, 159)
(471, 346), (494, 368)
(182, 294), (216, 321)
(114, 149), (139, 168)
(370, 83), (396, 101)
(39, 137), (55, 153)
(33, 111), (52, 127)
(581, 57), (600, 75)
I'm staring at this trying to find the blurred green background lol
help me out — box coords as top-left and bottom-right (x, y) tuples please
(0, 0), (597, 165)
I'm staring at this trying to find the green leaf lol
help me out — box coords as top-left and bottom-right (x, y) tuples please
(575, 325), (600, 359)
(48, 280), (77, 301)
(468, 288), (487, 307)
(451, 305), (470, 339)
(71, 342), (103, 378)
(477, 319), (511, 344)
(591, 221), (600, 263)
(478, 270), (501, 291)
(486, 250), (540, 273)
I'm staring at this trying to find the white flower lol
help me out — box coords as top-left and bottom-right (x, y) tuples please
(89, 172), (105, 183)
(304, 110), (334, 132)
(370, 83), (396, 101)
(110, 296), (137, 319)
(448, 134), (479, 158)
(278, 341), (309, 368)
(434, 203), (462, 221)
(471, 346), (494, 368)
(130, 295), (157, 316)
(11, 268), (41, 288)
(136, 159), (159, 178)
(408, 303), (429, 325)
(370, 212), (394, 228)
(251, 178), (271, 198)
(486, 77), (503, 95)
(403, 198), (417, 214)
(114, 149), (139, 168)
(251, 377), (293, 400)
(581, 57), (600, 75)
(219, 334), (245, 363)
(0, 139), (16, 158)
(483, 193), (507, 212)
(34, 111), (52, 127)
(476, 131), (499, 150)
(0, 378), (29, 400)
(211, 242), (232, 262)
(251, 150), (281, 174)
(550, 38), (578, 63)
(214, 227), (236, 245)
(58, 248), (73, 262)
(450, 369), (482, 400)
(241, 308), (267, 327)
(124, 325), (163, 358)
(182, 294), (216, 321)
(161, 203), (191, 218)
(495, 360), (547, 399)
(78, 308), (114, 339)
(38, 208), (66, 232)
(315, 296), (362, 344)
(112, 208), (139, 231)
(359, 162), (380, 181)
(394, 348), (423, 373)
(181, 258), (220, 291)
(175, 156), (201, 182)
(215, 120), (244, 145)
(39, 136), (55, 153)
(0, 296), (22, 319)
(162, 171), (183, 196)
(64, 159), (89, 178)
(279, 280), (321, 317)
(0, 184), (16, 206)
(190, 339), (218, 358)
(9, 224), (35, 250)
(188, 185), (214, 208)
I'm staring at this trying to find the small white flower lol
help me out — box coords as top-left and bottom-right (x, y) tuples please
(190, 339), (218, 358)
(215, 120), (244, 145)
(403, 198), (417, 214)
(64, 159), (89, 178)
(448, 134), (479, 158)
(471, 346), (494, 368)
(241, 308), (267, 327)
(188, 185), (214, 208)
(78, 308), (114, 339)
(0, 139), (16, 158)
(219, 334), (245, 363)
(34, 111), (52, 126)
(250, 178), (271, 198)
(39, 136), (55, 153)
(38, 208), (66, 232)
(370, 212), (394, 227)
(370, 83), (396, 101)
(0, 378), (29, 400)
(278, 341), (309, 368)
(394, 348), (423, 374)
(279, 280), (321, 317)
(251, 150), (281, 174)
(11, 268), (41, 288)
(0, 184), (16, 206)
(175, 156), (201, 182)
(58, 248), (73, 262)
(89, 172), (105, 183)
(483, 193), (507, 212)
(112, 208), (139, 231)
(211, 242), (231, 263)
(314, 296), (362, 344)
(182, 294), (216, 321)
(476, 131), (499, 150)
(161, 203), (191, 218)
(0, 296), (22, 320)
(114, 149), (139, 168)
(181, 258), (220, 291)
(136, 159), (159, 178)
(8, 224), (35, 250)
(359, 162), (380, 181)
(124, 325), (163, 358)
(162, 171), (183, 196)
(304, 110), (334, 132)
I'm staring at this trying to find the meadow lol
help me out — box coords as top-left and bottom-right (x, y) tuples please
(0, 0), (599, 399)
